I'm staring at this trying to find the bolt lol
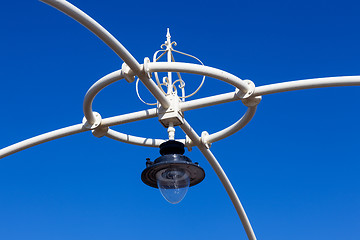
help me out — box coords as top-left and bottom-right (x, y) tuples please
(146, 158), (153, 167)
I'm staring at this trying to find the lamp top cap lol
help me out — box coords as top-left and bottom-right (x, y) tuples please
(159, 140), (185, 155)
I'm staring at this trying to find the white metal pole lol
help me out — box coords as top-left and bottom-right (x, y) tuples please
(254, 76), (360, 96)
(180, 92), (238, 111)
(180, 119), (257, 240)
(166, 29), (173, 94)
(0, 108), (161, 159)
(0, 124), (88, 159)
(100, 108), (158, 127)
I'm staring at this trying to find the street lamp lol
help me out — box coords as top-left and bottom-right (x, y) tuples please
(141, 140), (205, 204)
(0, 1), (359, 240)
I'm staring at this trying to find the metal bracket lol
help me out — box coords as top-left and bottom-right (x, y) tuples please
(185, 135), (193, 152)
(241, 96), (262, 107)
(82, 111), (102, 130)
(235, 80), (255, 99)
(92, 126), (109, 138)
(201, 131), (211, 149)
(143, 57), (152, 79)
(158, 93), (184, 127)
(121, 62), (135, 83)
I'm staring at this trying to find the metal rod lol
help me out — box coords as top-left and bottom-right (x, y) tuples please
(99, 105), (256, 148)
(180, 119), (257, 240)
(207, 106), (257, 143)
(2, 75), (360, 157)
(0, 108), (160, 159)
(100, 108), (158, 127)
(83, 70), (124, 124)
(0, 124), (88, 159)
(166, 29), (173, 94)
(106, 129), (166, 147)
(254, 76), (360, 96)
(180, 92), (238, 111)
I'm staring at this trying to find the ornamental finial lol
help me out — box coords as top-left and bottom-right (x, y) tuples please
(166, 28), (171, 43)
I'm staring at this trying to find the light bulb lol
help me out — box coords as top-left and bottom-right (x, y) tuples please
(156, 168), (190, 204)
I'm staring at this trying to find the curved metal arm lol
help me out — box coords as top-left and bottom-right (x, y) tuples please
(84, 70), (124, 124)
(0, 124), (88, 159)
(207, 106), (257, 144)
(180, 119), (256, 240)
(254, 76), (360, 96)
(40, 0), (142, 73)
(40, 0), (171, 108)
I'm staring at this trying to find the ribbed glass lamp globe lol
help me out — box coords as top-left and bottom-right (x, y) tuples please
(156, 168), (190, 204)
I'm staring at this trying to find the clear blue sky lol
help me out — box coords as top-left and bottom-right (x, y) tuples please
(0, 0), (359, 239)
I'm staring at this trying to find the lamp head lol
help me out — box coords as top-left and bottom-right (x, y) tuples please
(141, 140), (205, 204)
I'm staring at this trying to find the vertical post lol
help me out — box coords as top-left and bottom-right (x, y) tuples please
(167, 122), (175, 140)
(166, 28), (173, 94)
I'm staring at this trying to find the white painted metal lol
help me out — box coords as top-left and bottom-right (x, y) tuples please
(1, 2), (358, 239)
(83, 112), (102, 130)
(180, 119), (257, 240)
(1, 63), (359, 239)
(84, 73), (360, 131)
(254, 76), (360, 96)
(158, 93), (184, 127)
(0, 108), (160, 159)
(136, 78), (158, 106)
(106, 129), (166, 147)
(165, 29), (173, 94)
(40, 0), (171, 109)
(147, 62), (252, 96)
(180, 92), (238, 111)
(206, 106), (257, 144)
(0, 124), (88, 159)
(98, 98), (257, 148)
(100, 109), (158, 127)
(152, 29), (206, 99)
(167, 122), (175, 140)
(105, 128), (186, 147)
(170, 49), (206, 99)
(83, 70), (124, 125)
(137, 74), (171, 109)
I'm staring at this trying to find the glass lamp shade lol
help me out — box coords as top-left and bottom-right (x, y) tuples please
(156, 168), (190, 204)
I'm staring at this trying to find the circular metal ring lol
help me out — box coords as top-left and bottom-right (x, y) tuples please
(83, 64), (259, 147)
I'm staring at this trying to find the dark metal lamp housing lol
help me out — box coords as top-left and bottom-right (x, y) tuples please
(141, 140), (205, 204)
